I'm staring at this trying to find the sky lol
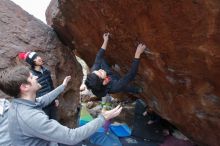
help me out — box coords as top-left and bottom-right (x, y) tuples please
(10, 0), (51, 23)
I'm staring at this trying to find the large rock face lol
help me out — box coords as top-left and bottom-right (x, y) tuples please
(0, 0), (82, 127)
(46, 0), (220, 145)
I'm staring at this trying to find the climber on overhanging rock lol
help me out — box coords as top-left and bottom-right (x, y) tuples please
(83, 32), (145, 99)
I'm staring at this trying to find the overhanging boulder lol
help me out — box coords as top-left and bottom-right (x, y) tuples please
(46, 0), (220, 145)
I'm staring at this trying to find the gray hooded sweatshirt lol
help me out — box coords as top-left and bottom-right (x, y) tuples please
(0, 98), (11, 146)
(8, 85), (105, 146)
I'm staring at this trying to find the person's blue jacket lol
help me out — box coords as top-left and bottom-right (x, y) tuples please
(91, 49), (140, 98)
(31, 67), (54, 98)
(8, 85), (105, 146)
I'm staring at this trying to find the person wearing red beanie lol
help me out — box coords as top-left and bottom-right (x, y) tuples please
(18, 51), (59, 120)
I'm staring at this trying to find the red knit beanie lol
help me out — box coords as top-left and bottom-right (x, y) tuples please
(18, 52), (38, 66)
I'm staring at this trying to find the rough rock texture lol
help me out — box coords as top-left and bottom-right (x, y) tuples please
(0, 0), (82, 127)
(46, 0), (220, 145)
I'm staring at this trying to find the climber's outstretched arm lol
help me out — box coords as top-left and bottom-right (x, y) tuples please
(109, 43), (146, 93)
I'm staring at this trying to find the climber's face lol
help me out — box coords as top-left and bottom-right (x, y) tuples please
(93, 69), (107, 79)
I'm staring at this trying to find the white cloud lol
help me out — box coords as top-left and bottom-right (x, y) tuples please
(10, 0), (51, 23)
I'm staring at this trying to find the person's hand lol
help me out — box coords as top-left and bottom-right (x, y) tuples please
(103, 32), (110, 41)
(101, 104), (122, 121)
(136, 43), (146, 55)
(80, 83), (86, 91)
(143, 111), (148, 116)
(135, 43), (146, 58)
(62, 76), (71, 87)
(55, 99), (59, 107)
